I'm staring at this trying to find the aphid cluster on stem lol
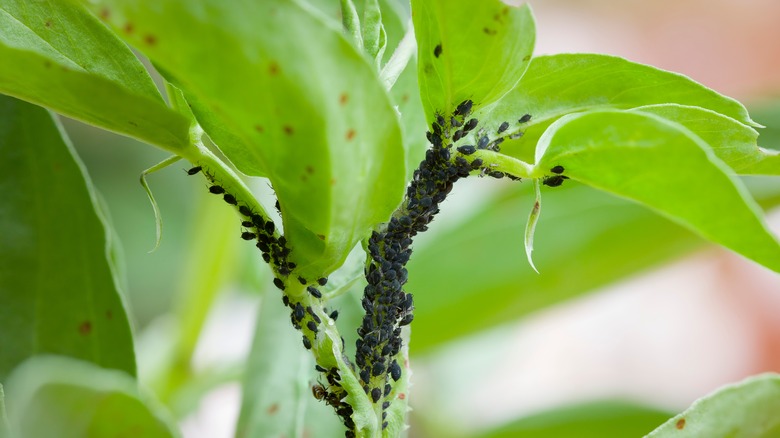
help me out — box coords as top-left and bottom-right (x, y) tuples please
(542, 165), (569, 187)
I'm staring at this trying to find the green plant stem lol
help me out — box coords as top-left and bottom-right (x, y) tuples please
(341, 0), (364, 51)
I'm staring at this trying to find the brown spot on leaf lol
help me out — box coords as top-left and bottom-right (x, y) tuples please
(254, 124), (264, 133)
(143, 34), (157, 46)
(124, 22), (134, 34)
(398, 393), (406, 400)
(99, 8), (110, 20)
(305, 165), (314, 175)
(267, 403), (279, 415)
(43, 60), (52, 68)
(339, 93), (349, 105)
(283, 125), (294, 135)
(79, 321), (92, 335)
(128, 121), (138, 127)
(423, 63), (434, 75)
(523, 55), (531, 62)
(105, 310), (113, 320)
(401, 94), (409, 103)
(44, 20), (52, 28)
(483, 27), (497, 36)
(676, 418), (686, 429)
(269, 62), (280, 76)
(346, 129), (355, 141)
(317, 234), (326, 241)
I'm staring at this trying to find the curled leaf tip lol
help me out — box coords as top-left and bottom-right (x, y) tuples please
(524, 180), (542, 274)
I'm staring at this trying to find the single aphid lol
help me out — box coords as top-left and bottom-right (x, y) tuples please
(242, 220), (254, 228)
(434, 43), (443, 58)
(329, 310), (339, 320)
(209, 185), (225, 195)
(223, 193), (237, 205)
(371, 388), (382, 403)
(477, 136), (489, 149)
(450, 117), (463, 127)
(317, 277), (328, 286)
(302, 336), (312, 349)
(273, 277), (285, 290)
(312, 384), (327, 400)
(241, 232), (256, 241)
(186, 166), (202, 175)
(463, 118), (478, 132)
(307, 286), (323, 299)
(550, 165), (565, 174)
(457, 145), (476, 155)
(307, 320), (318, 332)
(518, 113), (532, 123)
(455, 99), (473, 117)
(389, 360), (402, 381)
(497, 121), (509, 133)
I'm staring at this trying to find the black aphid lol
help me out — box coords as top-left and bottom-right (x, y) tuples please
(451, 117), (462, 127)
(282, 295), (290, 306)
(307, 286), (323, 299)
(433, 43), (443, 58)
(389, 360), (402, 381)
(457, 145), (476, 155)
(519, 113), (532, 123)
(262, 253), (271, 263)
(399, 314), (413, 326)
(223, 194), (237, 205)
(307, 320), (318, 332)
(463, 118), (478, 132)
(187, 166), (202, 175)
(452, 130), (463, 141)
(298, 276), (307, 285)
(382, 401), (390, 409)
(239, 206), (252, 216)
(372, 361), (386, 376)
(241, 232), (256, 240)
(551, 165), (565, 174)
(384, 384), (391, 397)
(209, 185), (225, 195)
(455, 99), (473, 116)
(302, 336), (312, 349)
(294, 303), (305, 321)
(264, 221), (275, 234)
(497, 121), (509, 133)
(477, 136), (489, 149)
(508, 131), (524, 140)
(542, 175), (568, 187)
(273, 278), (285, 290)
(317, 277), (328, 286)
(435, 113), (446, 127)
(315, 364), (327, 373)
(371, 388), (382, 403)
(242, 220), (254, 228)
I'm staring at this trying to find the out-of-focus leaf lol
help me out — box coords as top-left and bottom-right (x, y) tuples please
(407, 178), (780, 352)
(0, 384), (7, 438)
(236, 290), (314, 438)
(0, 1), (190, 152)
(478, 401), (672, 438)
(4, 355), (179, 438)
(92, 0), (406, 277)
(631, 104), (779, 175)
(487, 54), (759, 162)
(0, 95), (135, 380)
(647, 373), (780, 438)
(411, 0), (535, 120)
(534, 110), (780, 272)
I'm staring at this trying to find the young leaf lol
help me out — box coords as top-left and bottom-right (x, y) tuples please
(91, 0), (406, 277)
(647, 373), (780, 437)
(630, 104), (780, 175)
(0, 95), (135, 380)
(487, 54), (759, 162)
(4, 355), (179, 438)
(524, 179), (541, 273)
(0, 1), (190, 152)
(411, 0), (535, 120)
(534, 110), (780, 272)
(0, 384), (7, 438)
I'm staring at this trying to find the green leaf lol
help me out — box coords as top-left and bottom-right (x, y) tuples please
(478, 401), (672, 438)
(236, 290), (315, 438)
(0, 1), (190, 152)
(647, 373), (780, 438)
(407, 179), (780, 352)
(412, 0), (535, 120)
(631, 104), (780, 175)
(0, 384), (8, 438)
(489, 54), (759, 163)
(93, 0), (406, 277)
(534, 110), (780, 272)
(4, 355), (179, 438)
(0, 95), (135, 380)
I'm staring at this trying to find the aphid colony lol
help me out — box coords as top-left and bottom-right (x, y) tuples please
(187, 165), (355, 431)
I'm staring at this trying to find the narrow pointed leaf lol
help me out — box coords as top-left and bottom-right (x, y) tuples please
(412, 0), (535, 119)
(4, 356), (179, 438)
(488, 54), (758, 162)
(91, 0), (406, 277)
(524, 179), (541, 273)
(0, 95), (135, 380)
(0, 1), (190, 152)
(534, 110), (780, 272)
(647, 373), (780, 438)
